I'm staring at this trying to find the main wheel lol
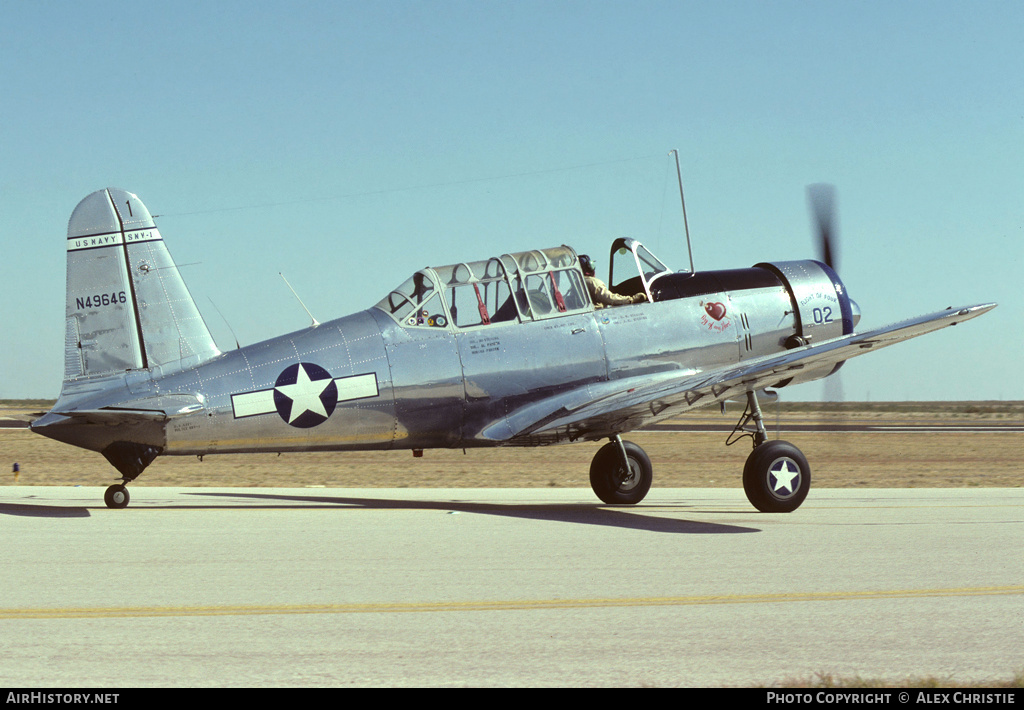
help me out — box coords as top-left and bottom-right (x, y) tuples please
(590, 440), (653, 505)
(104, 484), (130, 509)
(742, 440), (810, 513)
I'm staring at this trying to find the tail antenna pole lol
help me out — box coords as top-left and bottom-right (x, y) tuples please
(280, 272), (320, 327)
(669, 149), (695, 273)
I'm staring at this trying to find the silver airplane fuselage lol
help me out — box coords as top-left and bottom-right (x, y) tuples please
(38, 251), (852, 460)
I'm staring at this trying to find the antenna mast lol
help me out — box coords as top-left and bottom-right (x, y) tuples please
(669, 149), (695, 273)
(280, 272), (320, 327)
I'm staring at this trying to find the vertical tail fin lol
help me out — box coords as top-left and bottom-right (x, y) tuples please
(64, 188), (220, 382)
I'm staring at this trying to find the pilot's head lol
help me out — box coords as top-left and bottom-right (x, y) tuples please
(579, 254), (596, 276)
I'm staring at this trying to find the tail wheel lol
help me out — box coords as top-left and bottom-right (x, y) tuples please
(743, 440), (810, 513)
(590, 440), (653, 505)
(104, 484), (130, 509)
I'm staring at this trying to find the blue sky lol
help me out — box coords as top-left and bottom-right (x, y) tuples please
(1, 1), (1020, 400)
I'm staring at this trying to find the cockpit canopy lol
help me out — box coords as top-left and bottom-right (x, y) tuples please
(375, 246), (592, 329)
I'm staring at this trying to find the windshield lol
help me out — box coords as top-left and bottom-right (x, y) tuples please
(610, 238), (672, 293)
(636, 244), (669, 279)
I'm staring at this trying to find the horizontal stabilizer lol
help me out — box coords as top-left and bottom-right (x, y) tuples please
(47, 392), (205, 425)
(46, 408), (168, 426)
(30, 392), (205, 453)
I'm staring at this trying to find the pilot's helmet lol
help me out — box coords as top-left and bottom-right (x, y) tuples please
(579, 254), (595, 275)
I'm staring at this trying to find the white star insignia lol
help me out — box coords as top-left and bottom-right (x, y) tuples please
(771, 459), (800, 494)
(275, 363), (333, 423)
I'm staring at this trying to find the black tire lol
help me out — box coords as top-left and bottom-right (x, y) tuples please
(104, 484), (130, 509)
(742, 440), (810, 513)
(589, 440), (653, 505)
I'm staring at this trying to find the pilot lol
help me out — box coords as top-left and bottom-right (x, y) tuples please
(579, 254), (646, 308)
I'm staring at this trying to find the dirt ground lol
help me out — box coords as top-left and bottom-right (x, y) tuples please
(3, 402), (1021, 489)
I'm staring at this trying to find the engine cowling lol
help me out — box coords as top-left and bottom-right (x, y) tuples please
(756, 260), (855, 343)
(756, 259), (859, 388)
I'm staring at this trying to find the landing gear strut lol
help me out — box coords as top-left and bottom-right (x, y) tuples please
(589, 435), (653, 505)
(734, 391), (811, 513)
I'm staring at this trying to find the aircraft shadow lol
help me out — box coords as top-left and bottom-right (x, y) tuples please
(185, 491), (761, 535)
(0, 502), (91, 518)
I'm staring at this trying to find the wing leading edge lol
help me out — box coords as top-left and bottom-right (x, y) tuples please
(492, 302), (996, 445)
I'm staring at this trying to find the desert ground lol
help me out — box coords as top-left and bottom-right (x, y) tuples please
(3, 401), (1021, 490)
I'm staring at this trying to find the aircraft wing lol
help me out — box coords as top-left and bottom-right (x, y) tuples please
(494, 302), (996, 444)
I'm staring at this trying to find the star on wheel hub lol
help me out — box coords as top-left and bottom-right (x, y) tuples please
(768, 457), (801, 497)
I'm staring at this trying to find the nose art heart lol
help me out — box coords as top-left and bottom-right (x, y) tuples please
(704, 302), (727, 320)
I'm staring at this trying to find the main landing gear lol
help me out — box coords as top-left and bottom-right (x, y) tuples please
(587, 390), (811, 512)
(589, 435), (653, 505)
(731, 390), (811, 513)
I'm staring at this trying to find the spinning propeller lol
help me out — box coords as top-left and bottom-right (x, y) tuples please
(807, 183), (839, 274)
(807, 183), (846, 403)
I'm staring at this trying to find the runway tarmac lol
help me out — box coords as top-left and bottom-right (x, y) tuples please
(1, 486), (1022, 687)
